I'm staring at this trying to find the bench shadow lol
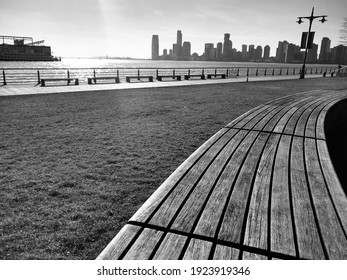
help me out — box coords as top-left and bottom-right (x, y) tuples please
(325, 99), (347, 195)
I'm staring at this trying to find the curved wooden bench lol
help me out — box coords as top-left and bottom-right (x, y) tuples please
(97, 89), (347, 260)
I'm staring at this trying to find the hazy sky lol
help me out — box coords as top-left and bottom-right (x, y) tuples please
(1, 0), (346, 58)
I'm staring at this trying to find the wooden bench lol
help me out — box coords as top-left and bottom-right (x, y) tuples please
(184, 74), (205, 80)
(207, 73), (226, 79)
(97, 89), (347, 260)
(40, 78), (79, 87)
(126, 76), (153, 83)
(157, 75), (182, 81)
(87, 76), (120, 84)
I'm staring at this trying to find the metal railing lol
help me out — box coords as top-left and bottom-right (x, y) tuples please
(0, 66), (338, 86)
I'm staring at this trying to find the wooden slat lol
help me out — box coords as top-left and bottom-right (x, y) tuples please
(122, 228), (164, 260)
(218, 132), (268, 244)
(242, 252), (267, 260)
(272, 96), (316, 134)
(149, 129), (246, 229)
(183, 239), (213, 259)
(152, 233), (187, 260)
(290, 137), (325, 259)
(170, 130), (250, 233)
(261, 96), (313, 132)
(96, 224), (141, 260)
(243, 134), (280, 250)
(305, 138), (347, 259)
(194, 131), (257, 238)
(271, 135), (296, 256)
(213, 245), (239, 260)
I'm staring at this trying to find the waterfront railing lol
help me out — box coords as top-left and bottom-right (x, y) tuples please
(0, 66), (340, 85)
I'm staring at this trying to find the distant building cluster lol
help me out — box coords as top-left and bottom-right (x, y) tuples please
(152, 30), (347, 64)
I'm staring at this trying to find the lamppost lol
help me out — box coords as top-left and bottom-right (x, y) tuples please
(297, 7), (327, 79)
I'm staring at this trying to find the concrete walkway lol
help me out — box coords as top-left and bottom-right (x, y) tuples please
(0, 74), (323, 97)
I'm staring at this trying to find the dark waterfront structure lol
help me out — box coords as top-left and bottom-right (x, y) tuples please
(0, 35), (58, 61)
(151, 29), (347, 64)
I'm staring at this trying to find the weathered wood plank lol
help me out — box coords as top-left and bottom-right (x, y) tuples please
(152, 233), (187, 260)
(148, 129), (244, 229)
(170, 130), (251, 232)
(262, 96), (314, 133)
(294, 96), (333, 137)
(242, 252), (267, 260)
(290, 137), (325, 259)
(271, 135), (296, 257)
(183, 239), (213, 259)
(243, 134), (280, 250)
(122, 228), (164, 260)
(305, 138), (347, 259)
(96, 224), (141, 260)
(218, 132), (269, 244)
(193, 131), (258, 238)
(213, 245), (239, 260)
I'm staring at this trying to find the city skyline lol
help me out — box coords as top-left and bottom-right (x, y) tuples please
(151, 29), (346, 64)
(1, 0), (346, 58)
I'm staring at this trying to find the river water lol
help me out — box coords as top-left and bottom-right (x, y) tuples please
(0, 57), (338, 69)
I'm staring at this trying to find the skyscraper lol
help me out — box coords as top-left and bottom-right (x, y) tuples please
(223, 33), (232, 61)
(248, 45), (255, 61)
(255, 46), (263, 61)
(263, 45), (270, 60)
(182, 41), (191, 58)
(177, 30), (182, 47)
(176, 30), (183, 57)
(216, 42), (223, 60)
(242, 44), (248, 61)
(204, 43), (215, 60)
(151, 35), (159, 60)
(319, 37), (331, 62)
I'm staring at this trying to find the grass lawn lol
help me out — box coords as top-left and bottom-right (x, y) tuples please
(1, 77), (347, 259)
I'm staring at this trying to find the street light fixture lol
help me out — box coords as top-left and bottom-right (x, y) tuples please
(297, 7), (327, 79)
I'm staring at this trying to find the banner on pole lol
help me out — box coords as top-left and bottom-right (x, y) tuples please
(300, 31), (315, 49)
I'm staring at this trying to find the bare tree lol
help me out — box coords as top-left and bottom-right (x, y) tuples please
(339, 17), (347, 45)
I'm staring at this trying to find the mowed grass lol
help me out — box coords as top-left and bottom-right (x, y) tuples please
(1, 78), (347, 259)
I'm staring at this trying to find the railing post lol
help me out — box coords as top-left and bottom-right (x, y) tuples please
(117, 69), (119, 79)
(272, 68), (274, 76)
(293, 68), (295, 75)
(37, 70), (40, 84)
(310, 68), (313, 74)
(188, 69), (190, 76)
(246, 68), (249, 77)
(138, 69), (140, 80)
(156, 69), (159, 79)
(173, 69), (175, 76)
(227, 68), (229, 77)
(67, 70), (70, 85)
(237, 69), (239, 77)
(264, 68), (267, 76)
(255, 68), (258, 76)
(286, 68), (289, 75)
(215, 69), (217, 75)
(279, 68), (282, 75)
(2, 70), (7, 85)
(93, 69), (96, 78)
(202, 69), (205, 76)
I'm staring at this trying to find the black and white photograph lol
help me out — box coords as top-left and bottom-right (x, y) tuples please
(1, 0), (347, 278)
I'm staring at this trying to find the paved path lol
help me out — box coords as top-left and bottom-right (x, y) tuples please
(0, 75), (323, 97)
